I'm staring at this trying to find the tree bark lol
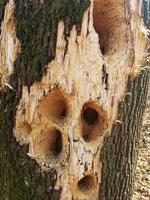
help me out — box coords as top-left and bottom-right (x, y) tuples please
(100, 68), (150, 200)
(0, 1), (149, 200)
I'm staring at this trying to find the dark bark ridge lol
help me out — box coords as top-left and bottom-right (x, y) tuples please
(0, 1), (90, 199)
(99, 67), (150, 200)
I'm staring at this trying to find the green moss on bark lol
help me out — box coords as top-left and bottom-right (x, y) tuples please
(14, 0), (90, 86)
(0, 1), (90, 199)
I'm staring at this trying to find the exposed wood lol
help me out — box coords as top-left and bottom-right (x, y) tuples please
(0, 0), (20, 90)
(0, 0), (149, 200)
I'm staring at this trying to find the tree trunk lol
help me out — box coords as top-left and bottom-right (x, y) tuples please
(0, 1), (149, 200)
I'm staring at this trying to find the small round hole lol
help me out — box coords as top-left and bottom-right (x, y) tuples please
(38, 88), (69, 121)
(78, 175), (96, 193)
(83, 107), (98, 125)
(81, 101), (107, 142)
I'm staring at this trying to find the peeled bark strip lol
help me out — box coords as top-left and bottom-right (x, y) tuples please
(0, 0), (149, 200)
(0, 0), (20, 90)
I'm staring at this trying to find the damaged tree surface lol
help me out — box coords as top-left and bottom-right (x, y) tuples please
(0, 0), (149, 200)
(14, 0), (90, 85)
(0, 1), (90, 199)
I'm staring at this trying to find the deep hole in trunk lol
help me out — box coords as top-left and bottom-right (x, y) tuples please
(81, 101), (107, 142)
(83, 107), (98, 125)
(52, 130), (63, 156)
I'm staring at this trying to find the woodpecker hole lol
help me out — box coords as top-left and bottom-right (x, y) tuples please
(81, 101), (107, 142)
(83, 107), (98, 125)
(52, 130), (62, 155)
(38, 88), (69, 121)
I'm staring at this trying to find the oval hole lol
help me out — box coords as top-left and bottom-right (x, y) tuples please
(81, 101), (107, 142)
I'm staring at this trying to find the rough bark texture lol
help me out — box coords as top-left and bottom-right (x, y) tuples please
(133, 73), (150, 199)
(0, 0), (149, 200)
(99, 67), (150, 200)
(143, 0), (150, 29)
